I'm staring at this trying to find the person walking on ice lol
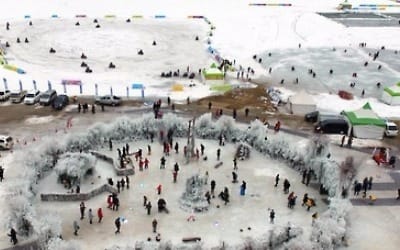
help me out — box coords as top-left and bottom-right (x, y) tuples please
(152, 218), (158, 233)
(240, 181), (247, 196)
(73, 220), (80, 236)
(233, 157), (238, 170)
(88, 208), (94, 224)
(156, 184), (162, 195)
(80, 202), (86, 220)
(146, 201), (152, 215)
(269, 209), (275, 224)
(115, 217), (121, 234)
(274, 174), (280, 187)
(97, 208), (103, 223)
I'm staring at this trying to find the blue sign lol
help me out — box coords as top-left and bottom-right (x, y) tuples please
(132, 83), (144, 89)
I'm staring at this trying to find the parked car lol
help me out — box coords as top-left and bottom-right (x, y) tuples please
(52, 94), (69, 110)
(384, 121), (398, 137)
(0, 90), (11, 101)
(95, 95), (121, 106)
(304, 111), (319, 123)
(0, 135), (13, 150)
(39, 89), (57, 105)
(24, 90), (41, 105)
(315, 118), (349, 134)
(9, 90), (27, 103)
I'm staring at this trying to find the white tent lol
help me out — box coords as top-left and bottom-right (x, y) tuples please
(381, 82), (400, 105)
(288, 90), (317, 115)
(343, 103), (386, 139)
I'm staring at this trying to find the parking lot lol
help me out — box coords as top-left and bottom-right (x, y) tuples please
(319, 12), (400, 27)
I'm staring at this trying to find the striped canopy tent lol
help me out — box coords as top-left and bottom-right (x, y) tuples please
(343, 102), (386, 139)
(381, 82), (400, 105)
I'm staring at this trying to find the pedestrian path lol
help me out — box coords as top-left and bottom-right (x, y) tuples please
(351, 197), (400, 206)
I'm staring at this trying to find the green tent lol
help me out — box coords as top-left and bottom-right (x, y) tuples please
(203, 64), (224, 80)
(381, 82), (400, 105)
(343, 102), (386, 139)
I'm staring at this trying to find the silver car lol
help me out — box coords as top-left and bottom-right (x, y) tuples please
(95, 95), (121, 106)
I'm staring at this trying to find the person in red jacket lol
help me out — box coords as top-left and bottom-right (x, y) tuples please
(156, 184), (162, 195)
(97, 207), (103, 223)
(107, 195), (113, 209)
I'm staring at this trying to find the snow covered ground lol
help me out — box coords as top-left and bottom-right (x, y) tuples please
(1, 0), (400, 116)
(0, 110), (399, 249)
(1, 0), (400, 249)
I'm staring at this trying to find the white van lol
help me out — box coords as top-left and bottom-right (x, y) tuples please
(0, 135), (13, 150)
(385, 121), (398, 137)
(24, 90), (41, 105)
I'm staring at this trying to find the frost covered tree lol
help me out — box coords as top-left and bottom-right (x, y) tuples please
(33, 211), (63, 247)
(54, 152), (96, 186)
(310, 198), (352, 250)
(179, 174), (209, 212)
(338, 156), (359, 197)
(47, 237), (81, 250)
(5, 195), (35, 237)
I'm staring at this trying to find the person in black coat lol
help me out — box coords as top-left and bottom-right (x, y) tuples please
(0, 166), (4, 182)
(146, 201), (152, 215)
(115, 217), (121, 234)
(8, 228), (17, 245)
(269, 209), (275, 224)
(274, 174), (280, 187)
(210, 180), (216, 196)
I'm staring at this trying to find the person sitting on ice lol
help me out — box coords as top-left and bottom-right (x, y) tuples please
(95, 24), (101, 28)
(24, 37), (29, 43)
(152, 40), (157, 46)
(75, 21), (80, 26)
(81, 53), (87, 59)
(126, 18), (131, 23)
(5, 41), (10, 47)
(138, 49), (144, 55)
(49, 47), (56, 53)
(81, 61), (87, 67)
(109, 62), (116, 69)
(16, 37), (21, 43)
(85, 67), (92, 73)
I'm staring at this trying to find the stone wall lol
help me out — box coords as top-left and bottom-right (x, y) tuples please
(41, 184), (117, 202)
(90, 151), (135, 176)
